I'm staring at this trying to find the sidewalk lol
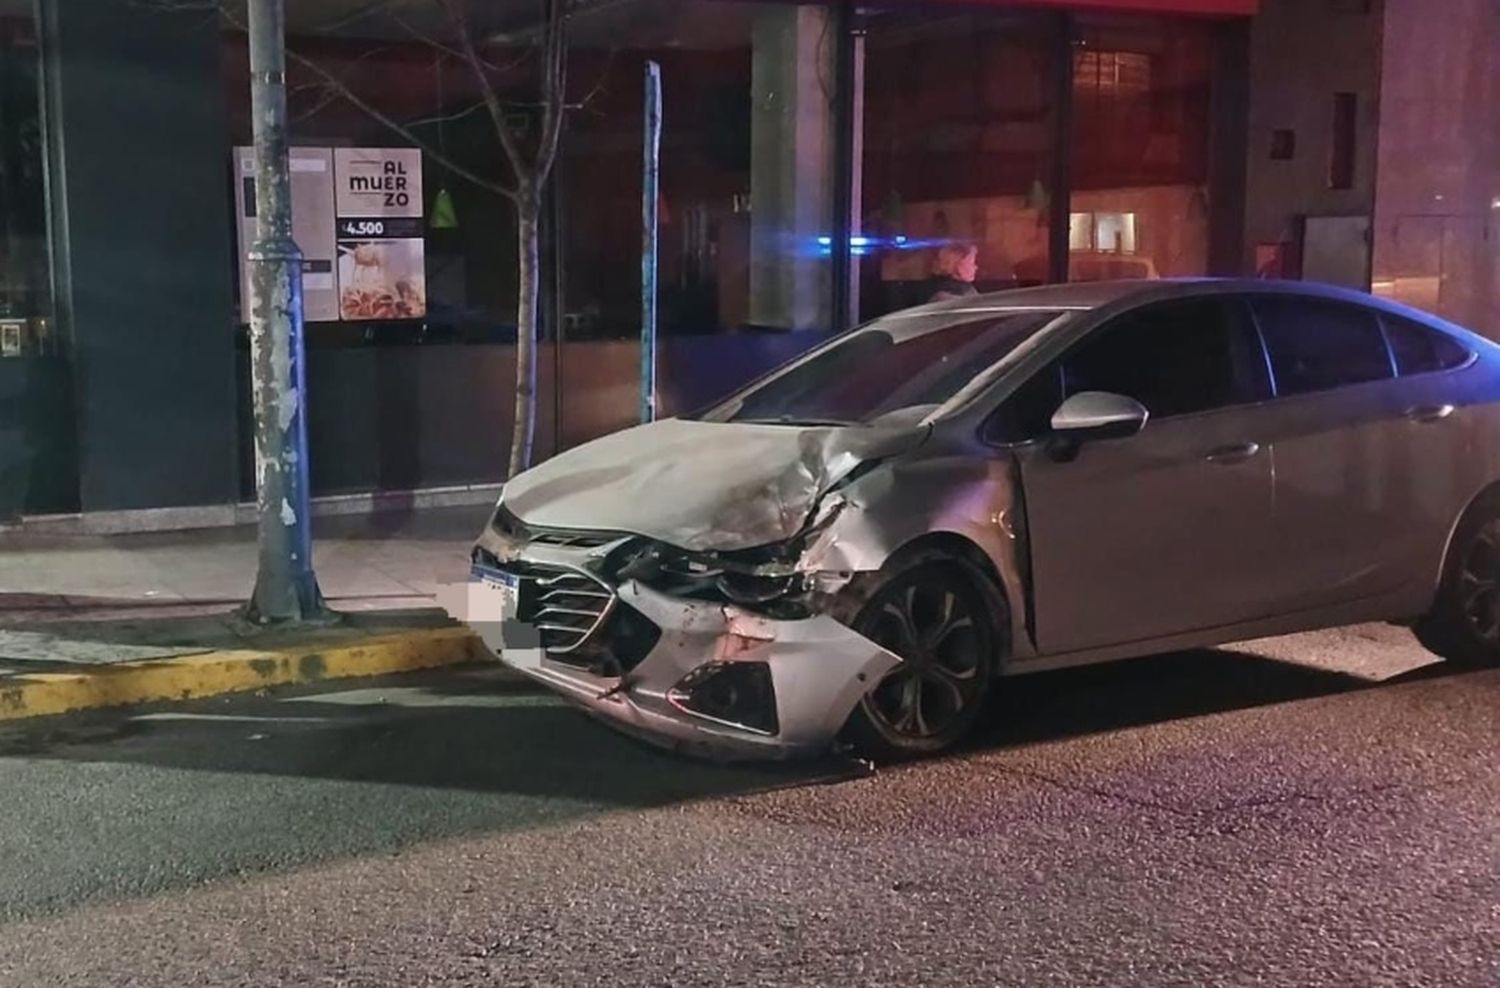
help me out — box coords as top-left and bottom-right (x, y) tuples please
(0, 506), (498, 719)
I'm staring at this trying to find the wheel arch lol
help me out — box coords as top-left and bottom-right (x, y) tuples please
(1431, 479), (1500, 597)
(880, 531), (1014, 670)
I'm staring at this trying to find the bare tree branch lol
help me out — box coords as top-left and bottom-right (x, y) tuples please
(484, 0), (627, 45)
(291, 83), (345, 123)
(287, 42), (400, 122)
(385, 7), (536, 78)
(210, 5), (512, 199)
(403, 98), (489, 130)
(532, 0), (568, 187)
(569, 46), (615, 115)
(287, 44), (518, 201)
(128, 0), (221, 10)
(435, 0), (528, 186)
(306, 0), (414, 36)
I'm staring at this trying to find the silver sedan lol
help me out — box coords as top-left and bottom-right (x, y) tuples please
(452, 279), (1500, 760)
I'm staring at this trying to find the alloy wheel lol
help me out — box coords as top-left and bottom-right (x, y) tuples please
(862, 580), (986, 741)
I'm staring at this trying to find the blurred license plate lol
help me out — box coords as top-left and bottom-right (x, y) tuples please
(473, 566), (520, 618)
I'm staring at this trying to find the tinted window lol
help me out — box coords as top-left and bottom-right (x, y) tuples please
(706, 310), (1067, 426)
(1252, 298), (1393, 396)
(1381, 313), (1471, 376)
(1059, 298), (1269, 418)
(984, 298), (1266, 443)
(987, 364), (1064, 443)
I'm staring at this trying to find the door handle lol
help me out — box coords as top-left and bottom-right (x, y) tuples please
(1406, 403), (1455, 423)
(1205, 441), (1261, 465)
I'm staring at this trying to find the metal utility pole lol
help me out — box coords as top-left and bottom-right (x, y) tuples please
(640, 61), (661, 424)
(244, 0), (327, 624)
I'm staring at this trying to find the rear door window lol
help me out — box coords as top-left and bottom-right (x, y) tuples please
(1380, 313), (1471, 376)
(1251, 298), (1394, 397)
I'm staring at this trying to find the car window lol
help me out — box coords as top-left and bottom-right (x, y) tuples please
(1059, 298), (1269, 418)
(702, 310), (1067, 426)
(984, 297), (1267, 443)
(986, 364), (1064, 443)
(1381, 313), (1471, 376)
(1251, 297), (1393, 397)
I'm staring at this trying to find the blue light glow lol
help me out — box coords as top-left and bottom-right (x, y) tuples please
(813, 234), (915, 255)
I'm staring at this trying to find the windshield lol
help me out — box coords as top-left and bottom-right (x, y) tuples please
(700, 309), (1072, 427)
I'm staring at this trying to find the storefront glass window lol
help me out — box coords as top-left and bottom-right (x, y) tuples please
(860, 10), (1061, 318)
(0, 5), (62, 520)
(1070, 14), (1214, 282)
(555, 0), (836, 340)
(0, 13), (52, 355)
(224, 1), (836, 346)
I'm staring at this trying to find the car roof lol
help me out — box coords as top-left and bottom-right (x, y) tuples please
(897, 277), (1442, 320)
(894, 279), (1170, 315)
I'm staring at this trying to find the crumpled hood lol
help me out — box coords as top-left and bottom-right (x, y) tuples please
(501, 418), (926, 552)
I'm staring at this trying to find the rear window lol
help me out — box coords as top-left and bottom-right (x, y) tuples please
(1381, 313), (1471, 376)
(1252, 298), (1393, 397)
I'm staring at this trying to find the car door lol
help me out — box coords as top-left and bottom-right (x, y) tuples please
(1247, 296), (1473, 613)
(999, 296), (1278, 655)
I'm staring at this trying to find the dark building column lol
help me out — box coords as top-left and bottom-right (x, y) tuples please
(749, 5), (835, 332)
(1207, 18), (1250, 277)
(40, 0), (238, 513)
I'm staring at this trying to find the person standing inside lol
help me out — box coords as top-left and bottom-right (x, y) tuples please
(927, 243), (980, 302)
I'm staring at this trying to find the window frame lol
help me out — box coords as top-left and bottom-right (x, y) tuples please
(1376, 310), (1477, 380)
(980, 294), (1273, 447)
(1245, 295), (1478, 402)
(1244, 294), (1399, 400)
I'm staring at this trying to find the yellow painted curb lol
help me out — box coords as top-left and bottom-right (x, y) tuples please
(0, 626), (491, 721)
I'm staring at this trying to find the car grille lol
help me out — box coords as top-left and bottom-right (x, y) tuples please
(528, 530), (621, 549)
(521, 566), (616, 654)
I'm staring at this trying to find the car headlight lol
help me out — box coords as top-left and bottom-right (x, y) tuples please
(715, 569), (798, 604)
(608, 539), (808, 610)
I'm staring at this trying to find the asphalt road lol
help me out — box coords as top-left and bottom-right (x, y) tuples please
(1, 628), (1497, 987)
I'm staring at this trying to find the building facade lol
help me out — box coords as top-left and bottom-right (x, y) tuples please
(0, 0), (1489, 526)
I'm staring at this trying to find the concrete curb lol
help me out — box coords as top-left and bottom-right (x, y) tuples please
(0, 626), (500, 721)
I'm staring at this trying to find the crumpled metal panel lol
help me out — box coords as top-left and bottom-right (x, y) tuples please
(499, 418), (927, 552)
(454, 576), (903, 759)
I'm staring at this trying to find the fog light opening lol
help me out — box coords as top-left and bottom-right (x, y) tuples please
(667, 661), (780, 737)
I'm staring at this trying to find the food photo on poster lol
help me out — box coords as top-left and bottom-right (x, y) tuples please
(337, 239), (427, 320)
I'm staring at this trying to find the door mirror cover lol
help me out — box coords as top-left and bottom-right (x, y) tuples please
(1050, 391), (1150, 443)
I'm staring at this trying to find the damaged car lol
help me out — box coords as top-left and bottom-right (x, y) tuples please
(452, 279), (1500, 760)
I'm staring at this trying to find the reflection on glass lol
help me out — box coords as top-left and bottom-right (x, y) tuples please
(859, 11), (1058, 318)
(1069, 15), (1213, 283)
(703, 309), (1070, 427)
(558, 1), (835, 339)
(0, 17), (52, 356)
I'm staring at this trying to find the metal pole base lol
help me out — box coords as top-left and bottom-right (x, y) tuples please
(242, 574), (337, 627)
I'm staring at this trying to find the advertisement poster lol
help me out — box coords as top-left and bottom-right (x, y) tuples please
(234, 147), (339, 323)
(232, 146), (426, 323)
(333, 148), (427, 321)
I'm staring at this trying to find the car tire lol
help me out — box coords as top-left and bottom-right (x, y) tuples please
(841, 555), (1006, 761)
(1415, 492), (1500, 668)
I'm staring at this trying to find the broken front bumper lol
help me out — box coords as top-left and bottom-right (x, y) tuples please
(446, 546), (900, 761)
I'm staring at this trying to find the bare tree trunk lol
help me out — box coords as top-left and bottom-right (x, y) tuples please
(510, 184), (541, 477)
(201, 0), (570, 480)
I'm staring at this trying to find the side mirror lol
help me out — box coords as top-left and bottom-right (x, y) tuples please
(1046, 391), (1149, 461)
